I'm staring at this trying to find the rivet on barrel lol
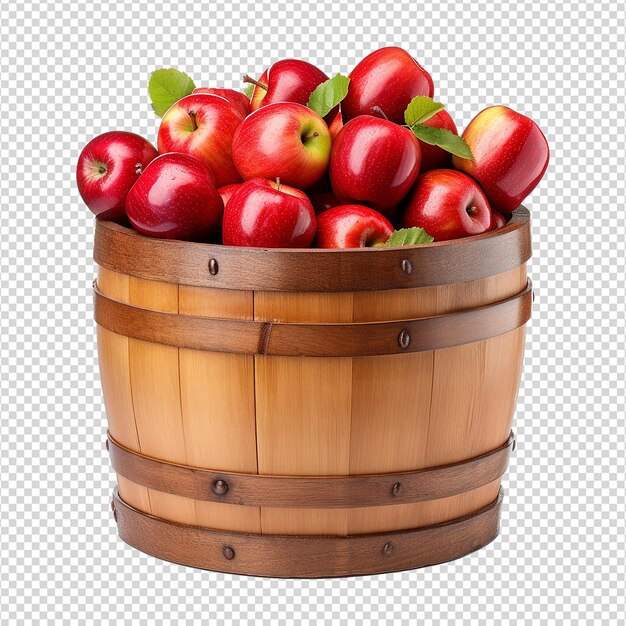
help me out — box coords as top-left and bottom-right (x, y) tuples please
(212, 479), (229, 496)
(208, 258), (219, 275)
(392, 482), (401, 496)
(223, 545), (235, 560)
(398, 330), (411, 349)
(382, 543), (393, 557)
(401, 259), (413, 275)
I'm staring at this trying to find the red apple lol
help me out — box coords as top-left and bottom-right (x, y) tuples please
(247, 59), (330, 112)
(218, 183), (245, 210)
(452, 105), (549, 213)
(309, 191), (346, 215)
(418, 110), (459, 172)
(76, 131), (157, 222)
(197, 183), (246, 245)
(157, 93), (244, 187)
(126, 153), (223, 241)
(330, 115), (421, 211)
(342, 47), (434, 125)
(328, 110), (343, 141)
(401, 169), (492, 241)
(315, 204), (393, 248)
(490, 210), (507, 230)
(192, 87), (250, 117)
(232, 102), (331, 189)
(223, 178), (316, 248)
(212, 183), (246, 242)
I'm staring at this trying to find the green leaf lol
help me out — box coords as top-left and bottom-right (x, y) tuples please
(384, 227), (434, 247)
(404, 96), (445, 126)
(243, 83), (255, 99)
(411, 125), (474, 160)
(148, 68), (196, 117)
(306, 73), (350, 118)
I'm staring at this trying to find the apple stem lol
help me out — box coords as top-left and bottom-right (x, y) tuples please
(466, 206), (478, 216)
(188, 110), (198, 132)
(276, 177), (281, 191)
(302, 131), (319, 142)
(242, 74), (268, 91)
(371, 106), (388, 121)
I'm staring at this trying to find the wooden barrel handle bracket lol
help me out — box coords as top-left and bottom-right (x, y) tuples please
(93, 280), (532, 357)
(110, 488), (503, 577)
(107, 432), (514, 509)
(94, 207), (530, 292)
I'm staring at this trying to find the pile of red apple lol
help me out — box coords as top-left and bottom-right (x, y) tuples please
(77, 47), (549, 248)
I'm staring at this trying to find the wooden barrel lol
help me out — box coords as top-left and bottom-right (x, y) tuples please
(94, 207), (532, 578)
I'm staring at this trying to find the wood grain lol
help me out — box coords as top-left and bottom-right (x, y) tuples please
(345, 265), (528, 534)
(389, 267), (527, 531)
(96, 268), (150, 513)
(352, 266), (526, 321)
(178, 284), (261, 533)
(254, 291), (353, 535)
(125, 275), (196, 525)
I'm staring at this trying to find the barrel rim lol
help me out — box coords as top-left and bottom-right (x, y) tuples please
(98, 206), (529, 254)
(94, 206), (531, 292)
(111, 487), (503, 578)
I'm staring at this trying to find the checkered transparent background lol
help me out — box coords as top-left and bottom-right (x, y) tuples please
(1, 1), (624, 623)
